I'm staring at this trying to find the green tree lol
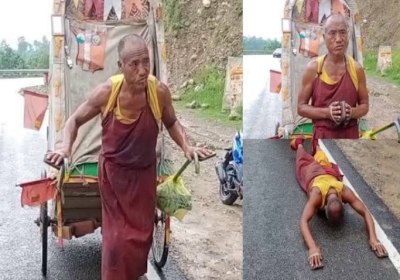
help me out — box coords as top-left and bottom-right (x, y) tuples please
(243, 36), (281, 54)
(0, 40), (25, 69)
(0, 36), (49, 69)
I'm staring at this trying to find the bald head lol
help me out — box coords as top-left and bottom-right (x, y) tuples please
(117, 34), (148, 60)
(325, 197), (343, 224)
(323, 13), (349, 34)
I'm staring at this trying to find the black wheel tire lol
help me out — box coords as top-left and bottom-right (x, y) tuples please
(219, 183), (239, 205)
(40, 169), (49, 277)
(152, 209), (169, 269)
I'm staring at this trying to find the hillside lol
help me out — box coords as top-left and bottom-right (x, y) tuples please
(164, 0), (242, 89)
(358, 0), (400, 50)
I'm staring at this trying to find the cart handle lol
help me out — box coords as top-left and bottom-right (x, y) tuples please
(172, 151), (216, 182)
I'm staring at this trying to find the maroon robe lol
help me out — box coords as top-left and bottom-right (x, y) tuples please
(99, 90), (159, 280)
(311, 55), (359, 139)
(295, 145), (343, 193)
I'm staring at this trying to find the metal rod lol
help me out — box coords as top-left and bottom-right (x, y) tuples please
(0, 69), (49, 73)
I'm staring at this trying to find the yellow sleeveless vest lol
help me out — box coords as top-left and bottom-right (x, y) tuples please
(103, 74), (162, 121)
(312, 149), (344, 208)
(316, 55), (359, 91)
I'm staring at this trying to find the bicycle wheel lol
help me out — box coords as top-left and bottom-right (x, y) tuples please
(40, 169), (49, 277)
(151, 208), (170, 269)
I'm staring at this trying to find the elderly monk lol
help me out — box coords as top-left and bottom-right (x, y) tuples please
(297, 13), (369, 139)
(290, 138), (387, 270)
(45, 34), (212, 280)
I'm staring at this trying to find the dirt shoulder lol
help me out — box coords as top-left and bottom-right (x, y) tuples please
(336, 74), (400, 223)
(362, 75), (400, 139)
(165, 108), (242, 280)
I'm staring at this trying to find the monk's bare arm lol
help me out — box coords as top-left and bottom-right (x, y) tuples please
(353, 63), (369, 118)
(157, 81), (190, 153)
(61, 80), (112, 154)
(342, 187), (377, 242)
(300, 194), (320, 250)
(297, 60), (331, 120)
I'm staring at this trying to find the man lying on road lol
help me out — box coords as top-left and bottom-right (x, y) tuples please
(297, 13), (369, 139)
(45, 34), (212, 280)
(290, 138), (388, 270)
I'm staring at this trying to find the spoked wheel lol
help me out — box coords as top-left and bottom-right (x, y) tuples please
(152, 208), (169, 269)
(40, 169), (49, 277)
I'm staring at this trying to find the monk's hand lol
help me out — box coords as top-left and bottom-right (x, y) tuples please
(184, 146), (213, 161)
(328, 101), (342, 123)
(344, 103), (352, 123)
(369, 239), (388, 257)
(45, 149), (69, 166)
(308, 247), (323, 269)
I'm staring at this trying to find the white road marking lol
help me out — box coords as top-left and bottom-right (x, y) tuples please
(146, 261), (161, 280)
(318, 140), (400, 275)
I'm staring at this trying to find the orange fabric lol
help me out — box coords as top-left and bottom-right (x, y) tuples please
(75, 27), (107, 73)
(19, 178), (57, 207)
(331, 0), (346, 16)
(23, 90), (48, 131)
(297, 28), (322, 58)
(269, 70), (282, 94)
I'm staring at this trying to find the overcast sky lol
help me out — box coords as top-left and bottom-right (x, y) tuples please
(0, 0), (286, 46)
(0, 0), (53, 47)
(243, 0), (286, 40)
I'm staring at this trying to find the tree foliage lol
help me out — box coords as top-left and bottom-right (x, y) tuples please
(0, 36), (50, 69)
(243, 36), (281, 54)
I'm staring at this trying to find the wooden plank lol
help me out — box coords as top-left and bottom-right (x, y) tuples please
(62, 196), (101, 209)
(63, 208), (102, 221)
(62, 182), (100, 196)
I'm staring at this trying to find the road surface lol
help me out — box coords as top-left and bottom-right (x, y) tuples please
(243, 55), (282, 139)
(0, 78), (186, 280)
(243, 139), (400, 280)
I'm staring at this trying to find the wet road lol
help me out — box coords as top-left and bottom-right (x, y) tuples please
(243, 139), (400, 280)
(243, 55), (282, 139)
(0, 78), (186, 280)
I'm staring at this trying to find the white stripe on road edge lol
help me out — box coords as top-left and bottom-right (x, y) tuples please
(318, 140), (400, 275)
(147, 261), (161, 280)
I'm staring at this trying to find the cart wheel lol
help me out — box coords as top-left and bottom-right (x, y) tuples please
(151, 209), (169, 269)
(40, 169), (49, 277)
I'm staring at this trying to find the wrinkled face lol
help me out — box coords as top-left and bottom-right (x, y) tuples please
(118, 43), (150, 91)
(323, 17), (349, 56)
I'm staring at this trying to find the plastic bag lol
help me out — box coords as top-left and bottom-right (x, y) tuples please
(156, 175), (192, 221)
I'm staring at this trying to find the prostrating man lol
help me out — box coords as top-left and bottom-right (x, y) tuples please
(291, 138), (387, 270)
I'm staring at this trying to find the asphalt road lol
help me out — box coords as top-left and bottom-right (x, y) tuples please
(243, 139), (400, 280)
(243, 55), (282, 139)
(0, 78), (186, 280)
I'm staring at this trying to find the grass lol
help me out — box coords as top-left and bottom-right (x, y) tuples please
(177, 65), (242, 128)
(164, 0), (182, 33)
(363, 47), (400, 85)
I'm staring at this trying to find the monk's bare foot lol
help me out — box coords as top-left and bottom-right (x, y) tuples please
(290, 138), (304, 150)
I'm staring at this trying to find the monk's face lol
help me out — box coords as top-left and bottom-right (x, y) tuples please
(323, 16), (349, 57)
(118, 43), (150, 91)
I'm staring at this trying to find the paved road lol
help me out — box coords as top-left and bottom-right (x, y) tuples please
(0, 78), (186, 280)
(243, 55), (282, 139)
(243, 139), (400, 280)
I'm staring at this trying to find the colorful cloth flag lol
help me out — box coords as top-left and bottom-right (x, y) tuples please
(23, 90), (48, 131)
(18, 178), (57, 207)
(269, 70), (282, 94)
